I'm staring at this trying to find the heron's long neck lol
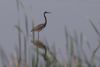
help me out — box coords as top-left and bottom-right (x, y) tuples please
(43, 13), (47, 27)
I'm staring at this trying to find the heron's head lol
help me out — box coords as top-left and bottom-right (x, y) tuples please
(44, 11), (51, 14)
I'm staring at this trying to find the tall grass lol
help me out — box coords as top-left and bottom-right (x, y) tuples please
(0, 0), (100, 67)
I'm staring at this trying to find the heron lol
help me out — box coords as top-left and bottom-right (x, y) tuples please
(31, 11), (51, 40)
(31, 40), (46, 49)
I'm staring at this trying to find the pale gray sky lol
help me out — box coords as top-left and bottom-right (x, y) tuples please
(0, 0), (100, 64)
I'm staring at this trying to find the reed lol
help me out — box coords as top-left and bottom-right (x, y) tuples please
(1, 0), (100, 67)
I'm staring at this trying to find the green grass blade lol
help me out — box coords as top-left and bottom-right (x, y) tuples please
(89, 19), (100, 36)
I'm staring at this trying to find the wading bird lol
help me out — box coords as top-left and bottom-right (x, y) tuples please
(31, 40), (46, 49)
(31, 11), (51, 40)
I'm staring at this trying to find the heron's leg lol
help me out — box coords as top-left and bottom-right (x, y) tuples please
(38, 32), (39, 40)
(36, 32), (39, 67)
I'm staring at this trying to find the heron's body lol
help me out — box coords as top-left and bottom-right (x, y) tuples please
(32, 40), (46, 49)
(31, 11), (51, 32)
(31, 24), (45, 32)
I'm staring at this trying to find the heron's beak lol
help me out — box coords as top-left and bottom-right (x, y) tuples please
(47, 12), (51, 14)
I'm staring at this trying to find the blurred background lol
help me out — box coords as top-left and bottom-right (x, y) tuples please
(0, 0), (100, 67)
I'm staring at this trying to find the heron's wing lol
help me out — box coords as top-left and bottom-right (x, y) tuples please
(31, 24), (44, 31)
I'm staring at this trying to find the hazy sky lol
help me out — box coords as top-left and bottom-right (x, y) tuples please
(0, 0), (100, 63)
